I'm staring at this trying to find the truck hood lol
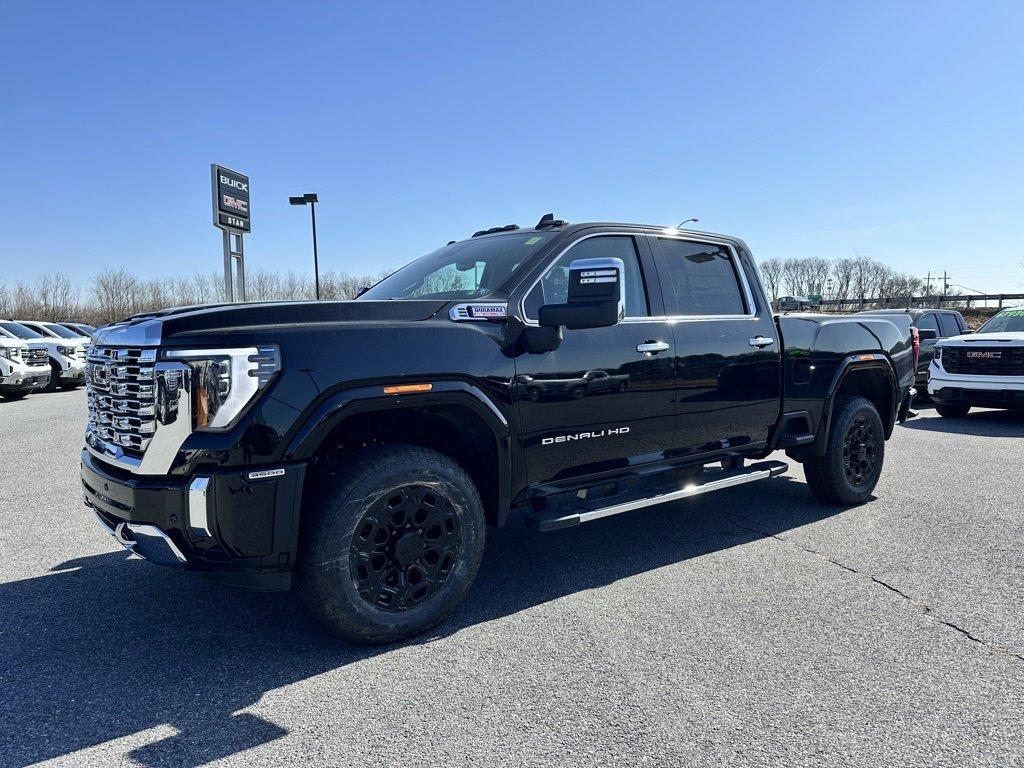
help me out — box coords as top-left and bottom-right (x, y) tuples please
(93, 299), (450, 346)
(938, 331), (1024, 347)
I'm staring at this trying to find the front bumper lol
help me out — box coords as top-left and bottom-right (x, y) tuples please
(59, 360), (86, 381)
(0, 365), (50, 390)
(928, 367), (1024, 409)
(930, 386), (1024, 410)
(81, 449), (305, 589)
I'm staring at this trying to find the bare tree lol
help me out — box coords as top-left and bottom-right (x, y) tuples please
(758, 258), (784, 301)
(0, 282), (10, 318)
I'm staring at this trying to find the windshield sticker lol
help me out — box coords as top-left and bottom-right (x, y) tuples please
(999, 309), (1024, 316)
(524, 236), (542, 245)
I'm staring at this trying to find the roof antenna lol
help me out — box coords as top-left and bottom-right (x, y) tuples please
(677, 217), (699, 228)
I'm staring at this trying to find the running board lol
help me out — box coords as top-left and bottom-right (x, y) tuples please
(526, 460), (788, 532)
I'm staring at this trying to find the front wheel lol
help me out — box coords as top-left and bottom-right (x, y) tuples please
(935, 403), (970, 418)
(297, 444), (486, 644)
(0, 389), (28, 400)
(804, 395), (885, 505)
(41, 363), (60, 392)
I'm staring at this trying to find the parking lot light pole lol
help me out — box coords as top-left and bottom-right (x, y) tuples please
(290, 193), (321, 300)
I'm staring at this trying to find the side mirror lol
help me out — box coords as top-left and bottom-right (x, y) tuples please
(537, 257), (624, 330)
(917, 328), (938, 341)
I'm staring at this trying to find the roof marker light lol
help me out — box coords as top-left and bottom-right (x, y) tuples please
(383, 383), (433, 395)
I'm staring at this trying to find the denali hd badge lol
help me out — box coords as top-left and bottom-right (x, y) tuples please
(542, 427), (630, 445)
(966, 351), (1001, 359)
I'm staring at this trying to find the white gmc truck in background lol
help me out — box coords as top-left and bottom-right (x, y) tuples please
(929, 307), (1024, 417)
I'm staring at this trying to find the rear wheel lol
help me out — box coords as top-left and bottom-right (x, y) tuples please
(297, 444), (485, 644)
(935, 403), (970, 418)
(804, 396), (885, 505)
(0, 389), (28, 400)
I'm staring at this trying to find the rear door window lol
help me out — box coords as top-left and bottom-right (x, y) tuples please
(653, 238), (747, 316)
(916, 313), (938, 333)
(938, 313), (960, 337)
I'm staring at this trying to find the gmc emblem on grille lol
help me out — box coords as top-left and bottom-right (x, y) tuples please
(965, 351), (1001, 359)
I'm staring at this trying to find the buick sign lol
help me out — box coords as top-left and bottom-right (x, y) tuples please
(212, 165), (251, 232)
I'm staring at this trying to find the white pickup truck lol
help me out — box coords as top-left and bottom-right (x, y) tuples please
(0, 320), (88, 391)
(0, 335), (51, 399)
(928, 307), (1024, 417)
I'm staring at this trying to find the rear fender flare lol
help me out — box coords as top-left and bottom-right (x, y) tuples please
(812, 354), (897, 455)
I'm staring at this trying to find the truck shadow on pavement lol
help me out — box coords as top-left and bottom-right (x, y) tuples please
(901, 408), (1024, 437)
(1, 476), (838, 768)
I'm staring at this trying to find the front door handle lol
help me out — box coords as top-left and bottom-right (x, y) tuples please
(636, 341), (670, 354)
(748, 336), (775, 348)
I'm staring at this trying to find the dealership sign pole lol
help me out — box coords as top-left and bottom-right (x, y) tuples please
(211, 164), (251, 302)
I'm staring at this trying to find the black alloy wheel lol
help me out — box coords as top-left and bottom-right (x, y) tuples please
(841, 414), (878, 487)
(349, 485), (462, 612)
(297, 444), (485, 644)
(803, 395), (885, 505)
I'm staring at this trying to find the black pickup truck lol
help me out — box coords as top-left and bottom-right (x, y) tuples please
(82, 217), (915, 643)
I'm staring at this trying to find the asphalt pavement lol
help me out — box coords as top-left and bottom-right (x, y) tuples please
(1, 390), (1022, 767)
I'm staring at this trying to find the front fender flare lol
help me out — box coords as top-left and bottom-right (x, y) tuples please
(284, 380), (514, 525)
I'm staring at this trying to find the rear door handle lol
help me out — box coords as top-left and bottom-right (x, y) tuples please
(636, 341), (670, 354)
(748, 336), (775, 348)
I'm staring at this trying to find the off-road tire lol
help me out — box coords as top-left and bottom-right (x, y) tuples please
(0, 390), (28, 400)
(935, 403), (970, 418)
(804, 395), (885, 505)
(297, 444), (485, 644)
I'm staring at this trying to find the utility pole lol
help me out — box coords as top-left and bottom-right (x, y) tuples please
(942, 270), (950, 294)
(924, 272), (932, 296)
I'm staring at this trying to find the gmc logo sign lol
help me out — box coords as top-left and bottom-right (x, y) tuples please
(221, 194), (249, 214)
(965, 351), (1001, 359)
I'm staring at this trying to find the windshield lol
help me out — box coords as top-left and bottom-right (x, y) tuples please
(976, 308), (1024, 334)
(0, 321), (44, 339)
(358, 232), (552, 301)
(41, 322), (82, 339)
(74, 323), (96, 334)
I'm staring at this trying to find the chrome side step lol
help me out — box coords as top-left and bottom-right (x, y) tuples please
(526, 460), (788, 532)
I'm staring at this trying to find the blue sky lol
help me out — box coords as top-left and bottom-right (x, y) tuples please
(2, 1), (1022, 293)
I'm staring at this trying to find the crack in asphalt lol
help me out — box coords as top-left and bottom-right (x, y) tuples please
(725, 515), (1024, 665)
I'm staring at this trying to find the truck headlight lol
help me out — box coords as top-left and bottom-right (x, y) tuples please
(57, 345), (74, 356)
(934, 347), (942, 361)
(161, 345), (280, 430)
(0, 347), (13, 360)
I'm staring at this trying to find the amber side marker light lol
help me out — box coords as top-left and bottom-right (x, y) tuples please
(383, 383), (433, 395)
(857, 354), (876, 361)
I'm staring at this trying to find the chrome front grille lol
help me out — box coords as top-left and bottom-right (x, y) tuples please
(86, 347), (158, 455)
(25, 345), (49, 367)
